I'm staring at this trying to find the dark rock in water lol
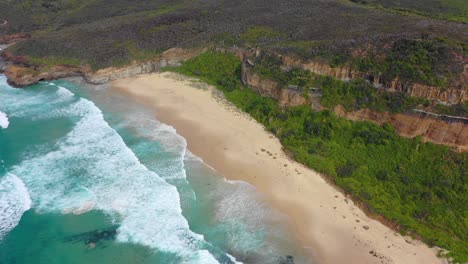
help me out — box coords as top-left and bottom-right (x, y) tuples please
(278, 255), (295, 264)
(64, 226), (118, 246)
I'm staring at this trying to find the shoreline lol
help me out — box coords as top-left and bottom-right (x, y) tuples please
(113, 72), (447, 264)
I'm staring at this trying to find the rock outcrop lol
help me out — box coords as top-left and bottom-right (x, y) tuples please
(5, 65), (82, 86)
(406, 83), (467, 104)
(1, 47), (205, 87)
(85, 48), (204, 84)
(241, 60), (468, 151)
(281, 54), (467, 105)
(242, 60), (322, 109)
(334, 105), (468, 152)
(0, 33), (30, 44)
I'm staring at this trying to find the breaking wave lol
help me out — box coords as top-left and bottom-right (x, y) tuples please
(0, 111), (8, 129)
(0, 173), (31, 239)
(0, 79), (233, 263)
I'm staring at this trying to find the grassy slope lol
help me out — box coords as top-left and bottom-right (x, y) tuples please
(346, 0), (468, 23)
(166, 51), (468, 263)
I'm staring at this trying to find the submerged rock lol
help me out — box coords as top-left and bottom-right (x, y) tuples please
(64, 226), (118, 246)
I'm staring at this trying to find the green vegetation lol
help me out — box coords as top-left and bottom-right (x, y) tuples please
(347, 0), (468, 23)
(240, 26), (284, 44)
(2, 0), (466, 83)
(270, 37), (466, 89)
(167, 51), (468, 263)
(143, 3), (186, 18)
(433, 102), (468, 117)
(28, 56), (81, 67)
(318, 77), (429, 113)
(113, 41), (161, 63)
(251, 53), (429, 114)
(369, 38), (464, 87)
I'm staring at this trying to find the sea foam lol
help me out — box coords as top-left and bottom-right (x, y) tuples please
(6, 82), (227, 263)
(0, 173), (32, 239)
(0, 111), (8, 129)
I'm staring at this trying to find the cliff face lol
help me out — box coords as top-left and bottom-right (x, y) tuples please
(241, 61), (322, 109)
(4, 64), (82, 86)
(85, 48), (205, 84)
(242, 61), (468, 151)
(1, 48), (205, 87)
(334, 105), (468, 152)
(281, 54), (467, 105)
(282, 55), (356, 81)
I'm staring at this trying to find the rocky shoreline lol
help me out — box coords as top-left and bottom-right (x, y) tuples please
(0, 46), (205, 86)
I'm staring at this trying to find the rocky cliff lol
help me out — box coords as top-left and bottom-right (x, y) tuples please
(242, 60), (323, 110)
(84, 48), (206, 84)
(0, 47), (205, 87)
(281, 54), (468, 105)
(334, 105), (468, 152)
(242, 60), (468, 151)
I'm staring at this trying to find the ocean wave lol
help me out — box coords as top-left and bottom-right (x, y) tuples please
(8, 84), (228, 263)
(0, 173), (32, 240)
(0, 76), (79, 120)
(112, 110), (191, 181)
(0, 111), (9, 129)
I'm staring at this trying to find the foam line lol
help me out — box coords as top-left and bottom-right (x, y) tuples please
(0, 173), (32, 240)
(7, 83), (222, 263)
(0, 111), (8, 129)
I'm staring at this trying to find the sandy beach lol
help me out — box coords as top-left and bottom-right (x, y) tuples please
(113, 72), (446, 264)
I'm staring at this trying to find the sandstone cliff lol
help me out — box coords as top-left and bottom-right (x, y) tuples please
(242, 60), (468, 151)
(4, 64), (82, 86)
(241, 60), (322, 110)
(281, 54), (467, 105)
(85, 48), (205, 84)
(334, 105), (468, 152)
(1, 47), (205, 87)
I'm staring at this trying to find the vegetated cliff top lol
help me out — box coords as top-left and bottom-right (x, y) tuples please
(349, 0), (468, 23)
(0, 0), (466, 70)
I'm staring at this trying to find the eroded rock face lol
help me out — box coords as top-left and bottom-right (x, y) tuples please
(281, 54), (467, 104)
(283, 55), (356, 81)
(2, 47), (205, 87)
(407, 84), (467, 104)
(280, 88), (308, 107)
(5, 65), (82, 86)
(334, 105), (468, 152)
(242, 68), (281, 98)
(242, 61), (467, 151)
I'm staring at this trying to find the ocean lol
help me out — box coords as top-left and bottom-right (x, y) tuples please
(0, 74), (310, 264)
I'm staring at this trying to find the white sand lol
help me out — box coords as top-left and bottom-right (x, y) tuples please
(113, 72), (447, 264)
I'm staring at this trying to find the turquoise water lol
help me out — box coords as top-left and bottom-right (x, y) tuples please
(0, 75), (311, 264)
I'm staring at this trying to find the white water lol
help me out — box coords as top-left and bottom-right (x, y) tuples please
(0, 111), (8, 129)
(0, 173), (32, 239)
(0, 80), (225, 263)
